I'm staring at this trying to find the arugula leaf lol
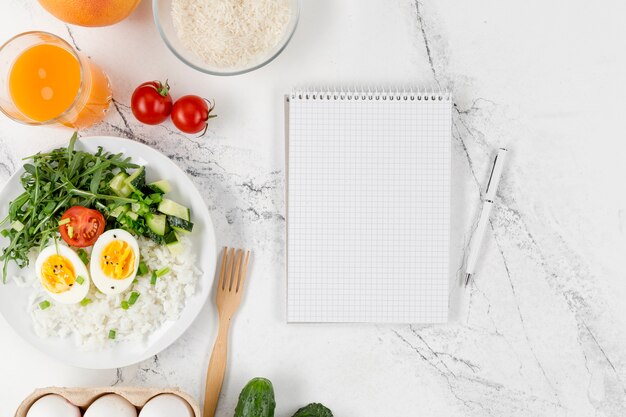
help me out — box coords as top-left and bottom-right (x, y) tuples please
(0, 133), (141, 282)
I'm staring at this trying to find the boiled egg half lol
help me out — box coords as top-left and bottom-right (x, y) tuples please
(35, 244), (90, 304)
(90, 229), (140, 295)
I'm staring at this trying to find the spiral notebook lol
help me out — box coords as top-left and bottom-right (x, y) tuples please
(286, 89), (451, 323)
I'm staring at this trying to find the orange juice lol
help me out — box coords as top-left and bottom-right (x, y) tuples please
(6, 40), (111, 128)
(9, 44), (81, 122)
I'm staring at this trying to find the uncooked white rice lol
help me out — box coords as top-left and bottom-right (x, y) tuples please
(25, 236), (201, 350)
(171, 0), (292, 69)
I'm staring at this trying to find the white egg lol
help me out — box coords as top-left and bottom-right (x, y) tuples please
(85, 394), (137, 417)
(90, 229), (140, 295)
(35, 244), (90, 304)
(26, 394), (81, 417)
(138, 394), (195, 417)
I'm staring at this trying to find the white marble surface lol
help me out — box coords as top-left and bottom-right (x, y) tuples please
(1, 0), (626, 416)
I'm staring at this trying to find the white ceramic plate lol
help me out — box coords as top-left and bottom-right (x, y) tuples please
(0, 136), (216, 369)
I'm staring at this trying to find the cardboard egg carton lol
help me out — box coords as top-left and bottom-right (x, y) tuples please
(15, 386), (201, 417)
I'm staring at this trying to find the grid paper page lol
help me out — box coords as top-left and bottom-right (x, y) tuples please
(287, 91), (451, 323)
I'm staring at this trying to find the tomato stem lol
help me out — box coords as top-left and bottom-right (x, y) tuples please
(156, 79), (170, 97)
(203, 97), (216, 112)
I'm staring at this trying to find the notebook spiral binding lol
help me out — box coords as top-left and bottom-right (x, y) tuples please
(289, 87), (451, 102)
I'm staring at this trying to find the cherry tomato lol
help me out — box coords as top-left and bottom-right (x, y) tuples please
(131, 80), (173, 125)
(171, 95), (216, 135)
(58, 206), (105, 248)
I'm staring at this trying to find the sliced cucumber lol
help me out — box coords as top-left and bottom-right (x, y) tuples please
(163, 231), (178, 244)
(125, 166), (146, 191)
(144, 229), (163, 244)
(148, 193), (163, 204)
(109, 172), (132, 197)
(11, 220), (24, 232)
(110, 204), (129, 218)
(131, 202), (150, 216)
(165, 232), (184, 256)
(167, 215), (194, 233)
(145, 213), (168, 236)
(125, 211), (139, 221)
(158, 198), (190, 221)
(167, 242), (185, 256)
(149, 180), (172, 194)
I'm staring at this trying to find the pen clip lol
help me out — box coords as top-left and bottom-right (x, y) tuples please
(484, 154), (499, 197)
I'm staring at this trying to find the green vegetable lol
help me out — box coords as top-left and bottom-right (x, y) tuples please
(110, 204), (129, 218)
(38, 300), (51, 310)
(146, 213), (168, 236)
(149, 180), (171, 194)
(128, 291), (140, 305)
(150, 271), (158, 285)
(158, 198), (190, 221)
(138, 261), (148, 276)
(80, 298), (92, 306)
(121, 300), (129, 310)
(156, 266), (170, 277)
(108, 329), (116, 339)
(166, 233), (184, 256)
(125, 211), (139, 221)
(0, 133), (195, 283)
(167, 215), (194, 233)
(75, 275), (85, 285)
(57, 218), (70, 226)
(109, 172), (132, 197)
(291, 403), (333, 417)
(234, 377), (276, 417)
(0, 133), (138, 282)
(77, 249), (89, 265)
(125, 166), (146, 191)
(11, 220), (24, 232)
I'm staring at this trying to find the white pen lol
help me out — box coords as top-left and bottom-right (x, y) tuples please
(465, 148), (508, 287)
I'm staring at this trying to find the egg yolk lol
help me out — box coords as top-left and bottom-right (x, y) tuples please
(101, 240), (135, 279)
(41, 254), (76, 294)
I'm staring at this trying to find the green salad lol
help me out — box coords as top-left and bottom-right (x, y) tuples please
(0, 133), (194, 282)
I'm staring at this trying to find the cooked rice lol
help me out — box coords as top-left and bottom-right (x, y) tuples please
(25, 236), (201, 350)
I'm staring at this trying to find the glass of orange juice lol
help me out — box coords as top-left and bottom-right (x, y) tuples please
(0, 31), (111, 129)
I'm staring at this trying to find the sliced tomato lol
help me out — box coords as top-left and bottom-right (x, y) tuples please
(58, 206), (105, 248)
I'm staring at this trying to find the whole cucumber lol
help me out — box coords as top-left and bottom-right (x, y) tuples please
(291, 403), (333, 417)
(234, 377), (276, 417)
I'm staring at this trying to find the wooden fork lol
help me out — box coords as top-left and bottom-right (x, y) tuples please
(204, 247), (251, 417)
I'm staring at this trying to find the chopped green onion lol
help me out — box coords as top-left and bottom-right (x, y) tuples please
(38, 300), (51, 310)
(156, 266), (170, 277)
(121, 300), (129, 310)
(75, 275), (85, 285)
(108, 329), (116, 340)
(80, 298), (92, 306)
(77, 249), (89, 265)
(132, 278), (138, 284)
(58, 218), (71, 226)
(128, 291), (140, 305)
(138, 261), (148, 276)
(150, 271), (157, 285)
(67, 225), (74, 238)
(11, 220), (24, 232)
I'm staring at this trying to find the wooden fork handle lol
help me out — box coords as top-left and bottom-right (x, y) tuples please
(204, 319), (231, 417)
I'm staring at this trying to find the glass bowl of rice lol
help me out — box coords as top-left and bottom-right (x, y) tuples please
(153, 0), (300, 76)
